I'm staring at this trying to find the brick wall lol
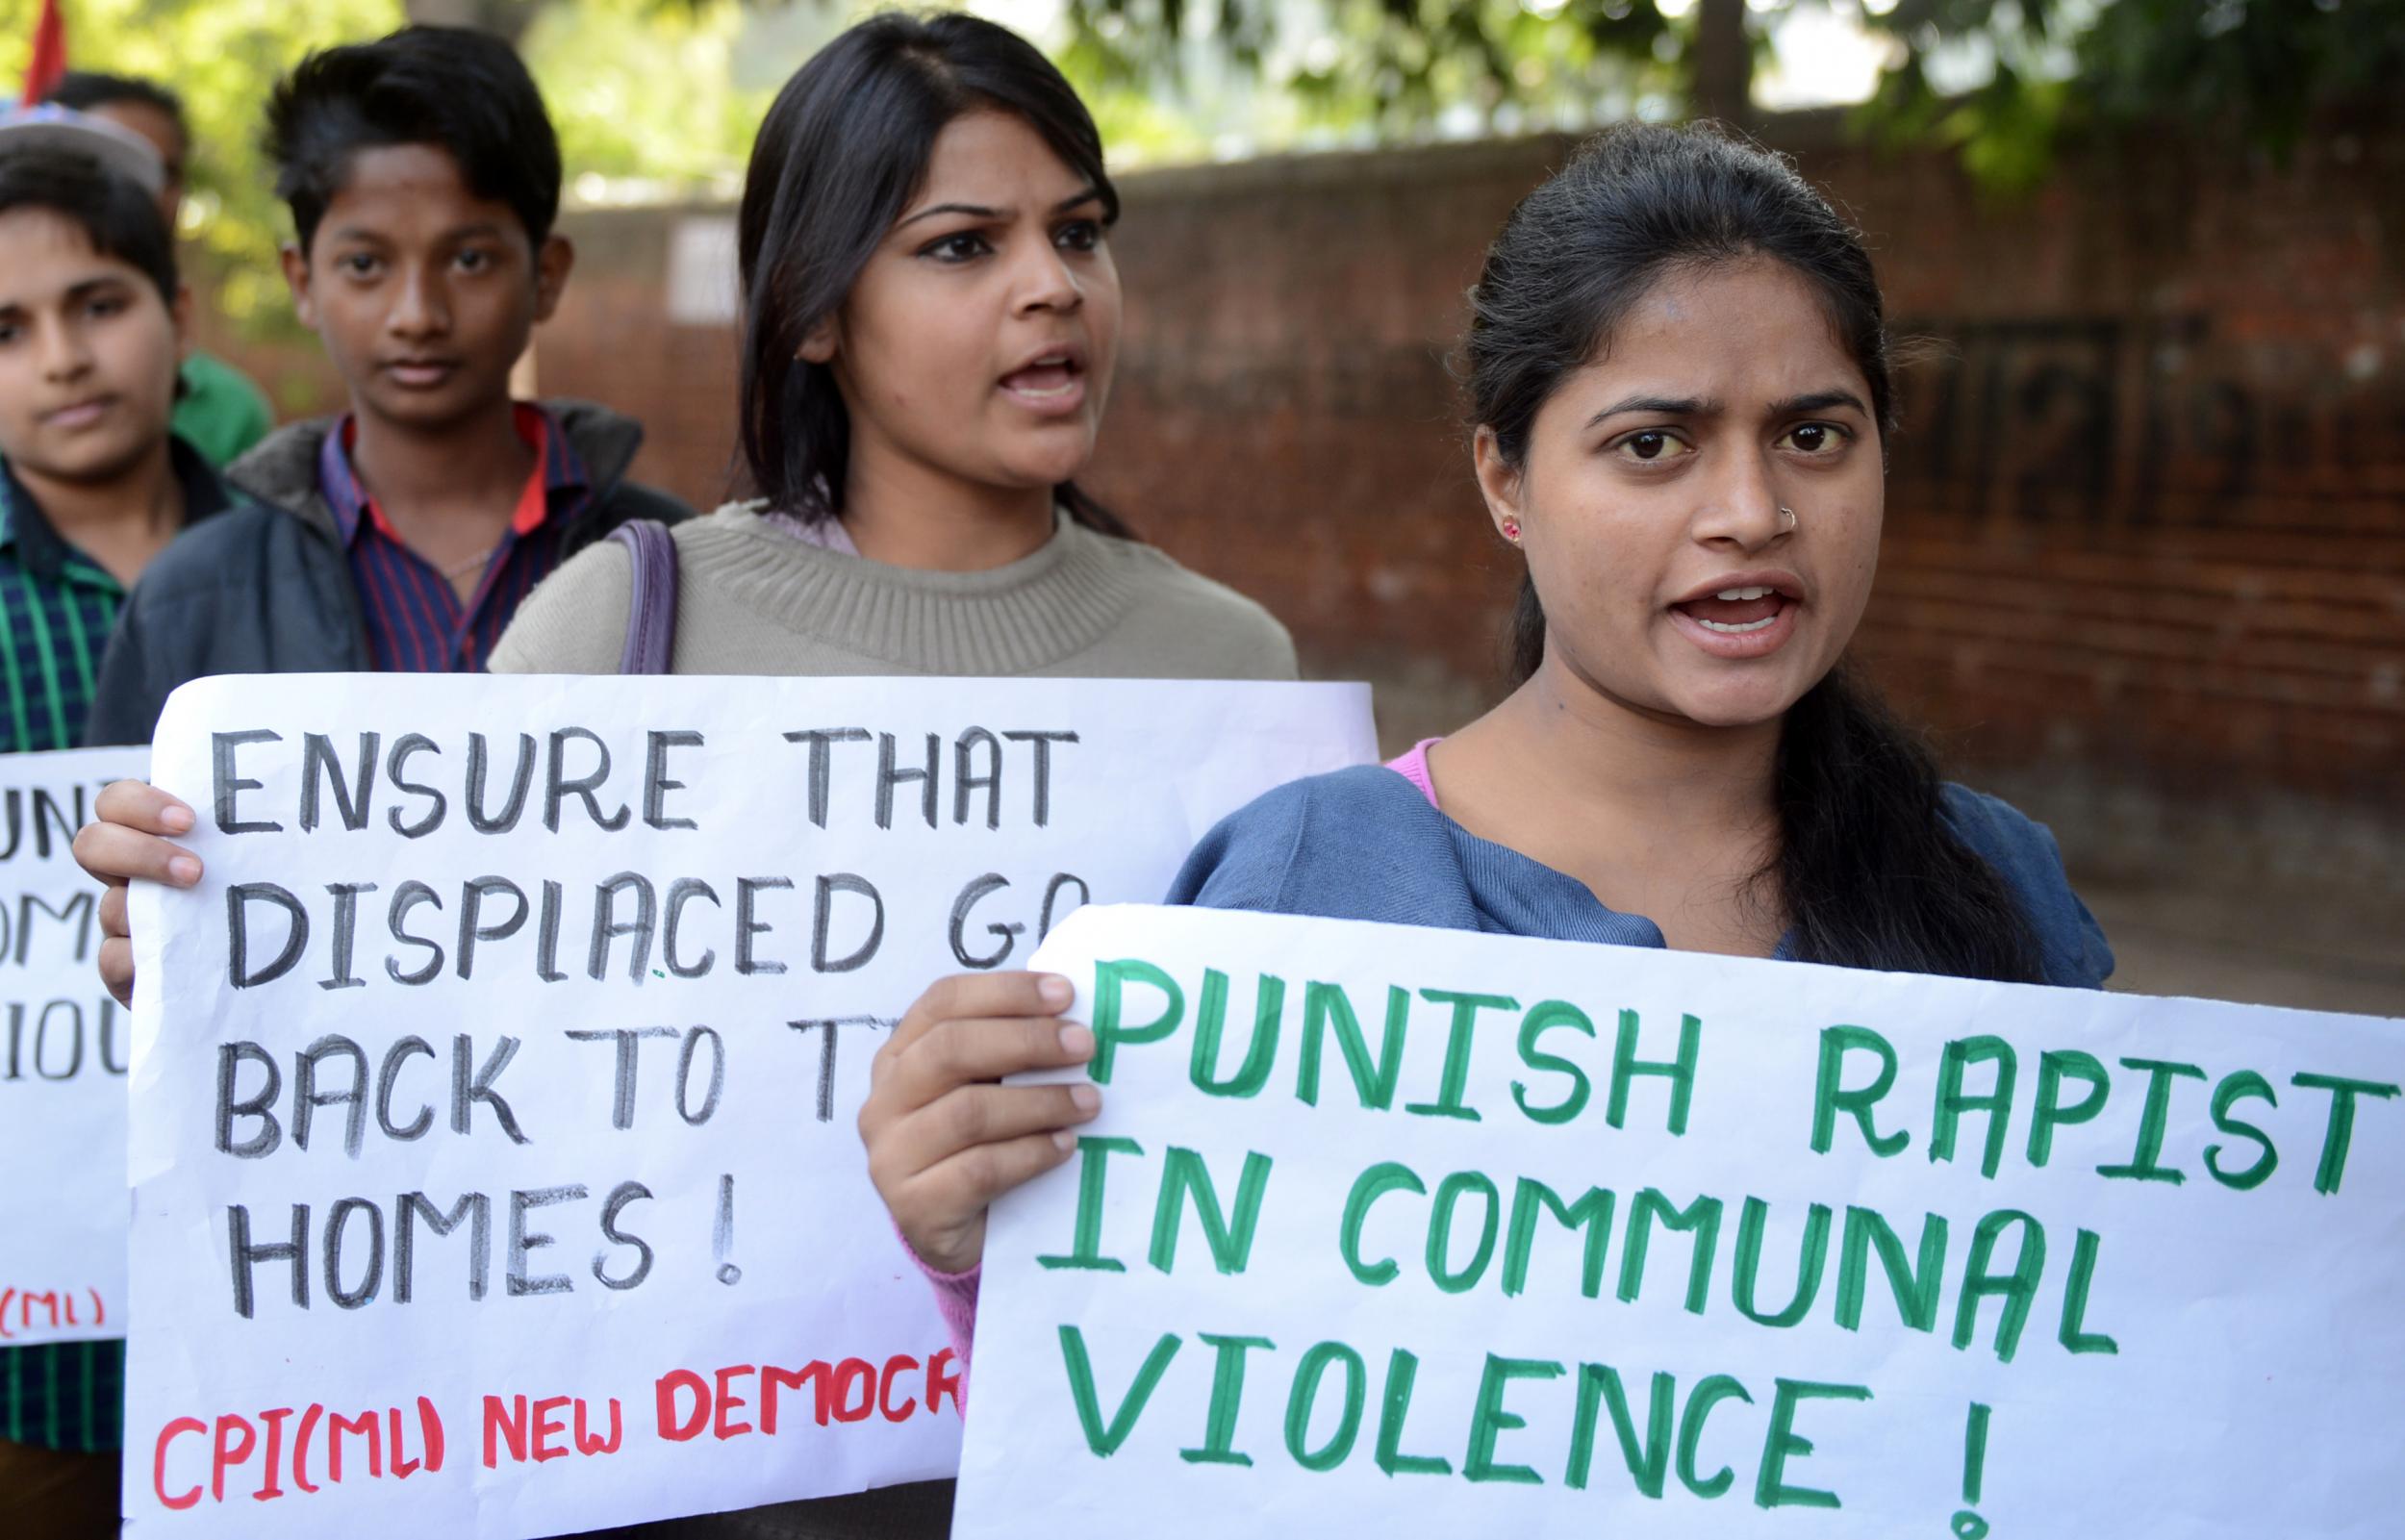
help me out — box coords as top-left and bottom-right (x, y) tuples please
(229, 111), (2405, 889)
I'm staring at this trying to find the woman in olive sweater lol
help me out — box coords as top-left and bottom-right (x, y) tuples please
(484, 20), (1293, 1533)
(488, 13), (1290, 686)
(78, 15), (1292, 1540)
(859, 123), (2117, 1395)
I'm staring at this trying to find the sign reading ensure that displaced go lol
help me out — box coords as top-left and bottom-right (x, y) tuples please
(960, 905), (2405, 1539)
(0, 746), (146, 1348)
(125, 675), (1374, 1537)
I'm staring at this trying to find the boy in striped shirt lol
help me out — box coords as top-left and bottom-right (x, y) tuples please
(83, 26), (688, 745)
(0, 138), (240, 1533)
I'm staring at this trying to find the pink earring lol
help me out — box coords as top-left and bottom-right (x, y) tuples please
(1501, 518), (1522, 543)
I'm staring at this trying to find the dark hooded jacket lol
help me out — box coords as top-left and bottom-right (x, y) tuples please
(85, 400), (690, 746)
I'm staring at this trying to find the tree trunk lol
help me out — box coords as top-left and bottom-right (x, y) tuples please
(1691, 0), (1753, 124)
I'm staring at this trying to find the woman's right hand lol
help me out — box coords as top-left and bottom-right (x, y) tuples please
(71, 780), (204, 1008)
(860, 972), (1101, 1276)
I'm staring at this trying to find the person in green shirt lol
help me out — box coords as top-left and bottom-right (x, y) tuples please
(43, 72), (276, 466)
(164, 345), (272, 466)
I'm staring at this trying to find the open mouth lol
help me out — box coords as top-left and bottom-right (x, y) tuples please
(999, 352), (1087, 413)
(1667, 578), (1802, 657)
(1674, 585), (1786, 635)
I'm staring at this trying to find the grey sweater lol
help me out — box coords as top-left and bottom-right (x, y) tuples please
(490, 502), (1298, 680)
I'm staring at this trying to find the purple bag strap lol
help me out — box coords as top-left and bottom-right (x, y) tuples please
(608, 520), (678, 675)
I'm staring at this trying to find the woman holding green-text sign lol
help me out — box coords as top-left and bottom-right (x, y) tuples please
(857, 121), (2114, 1366)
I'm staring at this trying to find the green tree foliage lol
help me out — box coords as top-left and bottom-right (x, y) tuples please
(1858, 0), (2405, 189)
(518, 0), (773, 189)
(7, 0), (2394, 328)
(2045, 0), (2404, 147)
(0, 0), (773, 330)
(1063, 0), (2405, 185)
(1062, 0), (1690, 136)
(2, 0), (407, 325)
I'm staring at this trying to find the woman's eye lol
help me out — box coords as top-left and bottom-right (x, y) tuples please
(1618, 430), (1693, 463)
(922, 232), (991, 264)
(1782, 422), (1847, 454)
(1055, 220), (1101, 252)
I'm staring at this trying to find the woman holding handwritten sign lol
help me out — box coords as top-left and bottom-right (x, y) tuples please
(860, 122), (2115, 1369)
(74, 13), (1292, 1540)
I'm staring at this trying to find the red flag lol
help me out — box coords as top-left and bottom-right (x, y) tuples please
(23, 0), (67, 105)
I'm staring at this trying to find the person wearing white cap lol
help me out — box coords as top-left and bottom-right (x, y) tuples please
(0, 97), (166, 189)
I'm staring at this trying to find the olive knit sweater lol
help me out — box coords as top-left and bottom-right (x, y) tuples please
(490, 502), (1298, 682)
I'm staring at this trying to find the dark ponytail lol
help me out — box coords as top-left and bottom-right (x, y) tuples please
(1471, 122), (2041, 983)
(735, 12), (1129, 537)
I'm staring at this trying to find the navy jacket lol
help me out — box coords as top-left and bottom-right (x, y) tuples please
(84, 399), (690, 747)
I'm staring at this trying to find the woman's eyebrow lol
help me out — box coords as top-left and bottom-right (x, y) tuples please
(896, 201), (1000, 230)
(897, 189), (1101, 231)
(1584, 393), (1713, 430)
(1770, 389), (1870, 417)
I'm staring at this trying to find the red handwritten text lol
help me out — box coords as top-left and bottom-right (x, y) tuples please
(150, 1397), (445, 1509)
(0, 1285), (108, 1339)
(482, 1393), (625, 1467)
(655, 1349), (962, 1442)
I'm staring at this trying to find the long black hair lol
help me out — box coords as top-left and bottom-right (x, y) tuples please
(737, 12), (1127, 535)
(1465, 122), (2043, 983)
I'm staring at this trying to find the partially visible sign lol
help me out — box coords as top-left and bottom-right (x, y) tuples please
(0, 745), (146, 1346)
(667, 216), (739, 326)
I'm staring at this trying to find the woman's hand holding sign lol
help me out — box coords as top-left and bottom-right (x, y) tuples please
(861, 972), (1101, 1275)
(73, 779), (205, 1008)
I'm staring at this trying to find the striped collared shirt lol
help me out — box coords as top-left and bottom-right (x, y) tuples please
(0, 438), (228, 1453)
(318, 402), (589, 673)
(0, 464), (133, 751)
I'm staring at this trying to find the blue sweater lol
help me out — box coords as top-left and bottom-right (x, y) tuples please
(1167, 766), (2114, 989)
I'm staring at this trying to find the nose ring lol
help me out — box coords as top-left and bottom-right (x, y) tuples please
(1779, 506), (1797, 532)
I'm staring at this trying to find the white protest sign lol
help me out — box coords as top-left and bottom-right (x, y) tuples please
(0, 745), (146, 1347)
(960, 904), (2405, 1539)
(124, 675), (1373, 1536)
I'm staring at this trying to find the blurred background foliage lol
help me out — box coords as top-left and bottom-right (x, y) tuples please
(5, 0), (2397, 333)
(3, 0), (406, 327)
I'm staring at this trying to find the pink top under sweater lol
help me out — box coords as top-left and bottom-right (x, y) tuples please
(903, 737), (1447, 1375)
(1387, 737), (1443, 808)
